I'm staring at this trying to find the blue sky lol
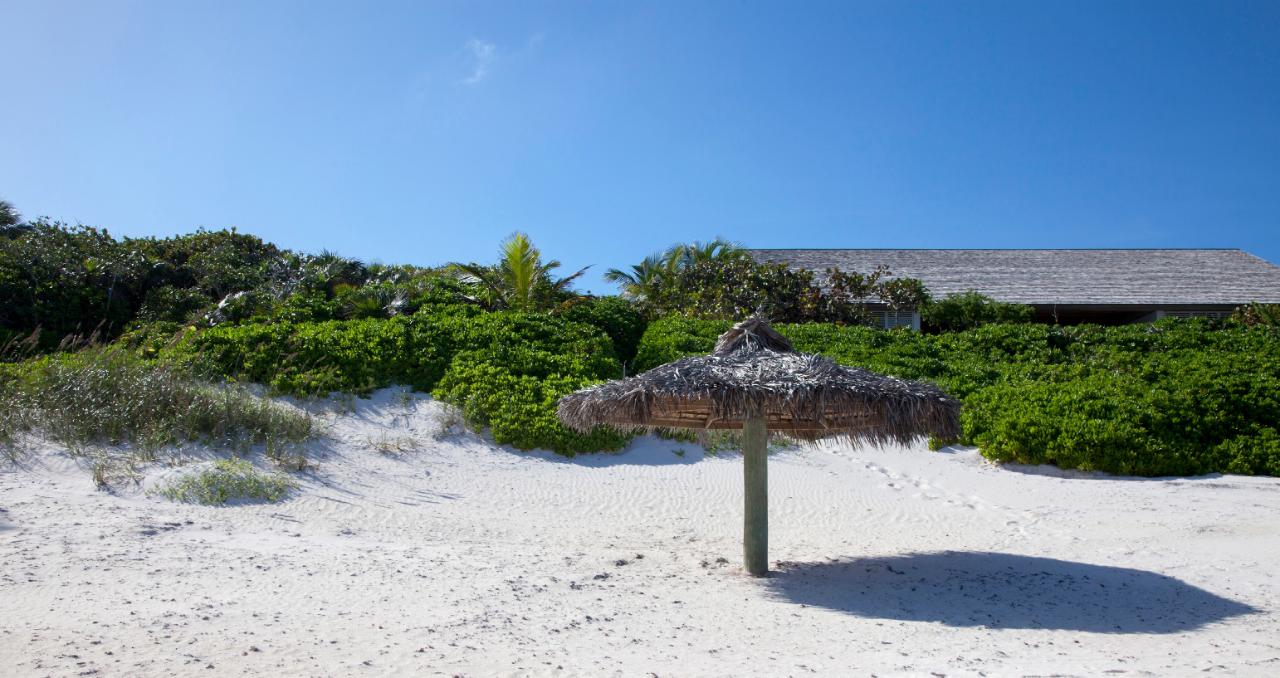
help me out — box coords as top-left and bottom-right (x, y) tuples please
(2, 1), (1278, 293)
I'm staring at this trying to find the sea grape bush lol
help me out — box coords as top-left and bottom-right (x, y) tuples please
(920, 291), (1035, 331)
(167, 310), (626, 456)
(634, 316), (1280, 476)
(556, 296), (647, 366)
(433, 356), (629, 455)
(169, 311), (618, 395)
(633, 316), (731, 372)
(168, 317), (453, 396)
(396, 313), (630, 455)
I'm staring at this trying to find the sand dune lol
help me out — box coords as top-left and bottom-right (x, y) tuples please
(2, 387), (1278, 676)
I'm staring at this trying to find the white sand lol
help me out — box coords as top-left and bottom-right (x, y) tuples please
(2, 387), (1278, 676)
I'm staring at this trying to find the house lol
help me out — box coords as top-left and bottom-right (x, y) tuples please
(749, 248), (1280, 328)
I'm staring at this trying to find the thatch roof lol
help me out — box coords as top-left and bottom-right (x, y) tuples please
(557, 317), (960, 444)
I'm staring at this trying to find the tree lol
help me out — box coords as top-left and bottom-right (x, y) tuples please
(603, 253), (674, 301)
(643, 257), (824, 322)
(1234, 302), (1280, 328)
(0, 200), (19, 228)
(308, 250), (369, 294)
(640, 256), (931, 325)
(605, 238), (743, 300)
(454, 232), (590, 311)
(0, 199), (29, 238)
(0, 221), (145, 342)
(663, 238), (744, 269)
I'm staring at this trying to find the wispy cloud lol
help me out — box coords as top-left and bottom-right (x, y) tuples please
(461, 38), (496, 85)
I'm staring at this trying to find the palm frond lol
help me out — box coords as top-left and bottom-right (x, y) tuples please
(551, 265), (592, 292)
(604, 267), (639, 285)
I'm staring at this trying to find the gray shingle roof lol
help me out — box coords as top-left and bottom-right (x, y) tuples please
(749, 249), (1280, 306)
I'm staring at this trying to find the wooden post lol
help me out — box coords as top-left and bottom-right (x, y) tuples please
(742, 415), (768, 577)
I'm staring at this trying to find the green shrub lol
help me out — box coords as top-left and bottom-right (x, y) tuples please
(274, 290), (342, 323)
(963, 361), (1280, 477)
(269, 266), (474, 324)
(170, 316), (456, 396)
(633, 316), (729, 372)
(0, 223), (292, 350)
(558, 296), (648, 365)
(137, 285), (210, 323)
(0, 221), (480, 354)
(1234, 302), (1280, 327)
(117, 322), (197, 358)
(632, 315), (1280, 476)
(635, 254), (928, 324)
(643, 258), (824, 322)
(920, 291), (1035, 331)
(205, 289), (275, 325)
(431, 314), (628, 455)
(166, 310), (628, 455)
(439, 312), (621, 378)
(433, 358), (629, 455)
(0, 222), (143, 347)
(157, 458), (297, 504)
(1214, 427), (1280, 476)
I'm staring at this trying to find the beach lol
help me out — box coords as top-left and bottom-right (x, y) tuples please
(2, 388), (1278, 676)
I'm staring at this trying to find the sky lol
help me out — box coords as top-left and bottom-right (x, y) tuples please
(2, 0), (1278, 294)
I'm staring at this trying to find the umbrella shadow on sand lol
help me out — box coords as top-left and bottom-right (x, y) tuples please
(765, 551), (1256, 633)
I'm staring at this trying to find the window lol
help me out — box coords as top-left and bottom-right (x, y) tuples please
(1155, 310), (1232, 320)
(871, 310), (920, 330)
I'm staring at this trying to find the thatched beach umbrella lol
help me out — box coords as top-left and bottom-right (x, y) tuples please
(557, 317), (960, 576)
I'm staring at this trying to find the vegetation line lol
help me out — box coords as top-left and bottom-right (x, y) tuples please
(2, 205), (1278, 477)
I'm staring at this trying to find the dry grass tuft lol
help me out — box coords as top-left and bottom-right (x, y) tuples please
(367, 431), (420, 455)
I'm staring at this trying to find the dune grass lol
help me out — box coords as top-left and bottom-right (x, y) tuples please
(0, 347), (313, 472)
(156, 458), (297, 505)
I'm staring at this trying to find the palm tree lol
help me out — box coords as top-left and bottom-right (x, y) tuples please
(603, 253), (674, 300)
(0, 200), (19, 228)
(312, 250), (369, 293)
(605, 238), (743, 298)
(662, 237), (744, 269)
(0, 200), (24, 237)
(455, 232), (590, 311)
